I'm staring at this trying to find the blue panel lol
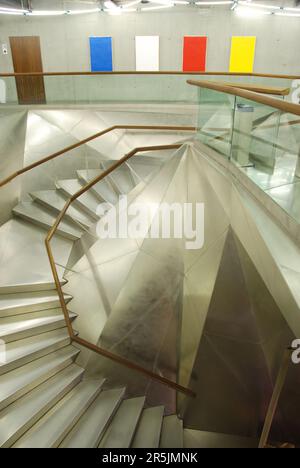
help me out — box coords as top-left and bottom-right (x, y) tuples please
(90, 37), (113, 72)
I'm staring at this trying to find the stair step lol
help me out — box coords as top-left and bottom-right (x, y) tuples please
(100, 161), (136, 194)
(14, 379), (106, 448)
(99, 396), (145, 448)
(0, 328), (71, 376)
(0, 291), (72, 317)
(30, 190), (94, 229)
(128, 157), (162, 182)
(56, 179), (100, 219)
(77, 170), (118, 205)
(60, 387), (125, 448)
(13, 202), (84, 241)
(160, 415), (183, 448)
(0, 346), (80, 411)
(0, 280), (67, 294)
(0, 308), (76, 343)
(183, 429), (259, 448)
(132, 406), (164, 448)
(0, 364), (84, 448)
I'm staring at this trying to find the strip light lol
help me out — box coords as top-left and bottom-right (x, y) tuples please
(275, 11), (300, 17)
(142, 4), (175, 10)
(236, 6), (272, 17)
(238, 2), (281, 10)
(123, 0), (141, 7)
(0, 1), (299, 17)
(28, 11), (66, 16)
(195, 1), (234, 5)
(67, 9), (101, 15)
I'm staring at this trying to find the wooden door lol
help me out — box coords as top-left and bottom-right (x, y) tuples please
(9, 36), (46, 104)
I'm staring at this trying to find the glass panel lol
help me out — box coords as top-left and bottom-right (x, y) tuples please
(232, 102), (300, 224)
(197, 86), (235, 159)
(0, 73), (294, 105)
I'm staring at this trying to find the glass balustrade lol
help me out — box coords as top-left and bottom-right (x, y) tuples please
(0, 73), (295, 105)
(196, 85), (300, 226)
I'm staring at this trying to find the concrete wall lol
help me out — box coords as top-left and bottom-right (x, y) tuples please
(0, 109), (28, 225)
(0, 5), (300, 74)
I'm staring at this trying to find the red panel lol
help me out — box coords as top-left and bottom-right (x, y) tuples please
(183, 36), (207, 72)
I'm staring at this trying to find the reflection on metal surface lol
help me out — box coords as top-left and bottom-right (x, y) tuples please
(183, 230), (297, 441)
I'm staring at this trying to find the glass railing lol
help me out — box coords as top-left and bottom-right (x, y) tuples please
(0, 72), (297, 105)
(194, 81), (300, 226)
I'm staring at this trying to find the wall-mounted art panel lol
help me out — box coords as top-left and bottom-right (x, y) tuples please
(135, 36), (159, 71)
(90, 36), (113, 72)
(229, 36), (256, 73)
(183, 36), (207, 72)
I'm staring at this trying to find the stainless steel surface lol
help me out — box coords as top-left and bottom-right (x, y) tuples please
(30, 190), (94, 228)
(0, 346), (80, 411)
(0, 103), (299, 446)
(99, 396), (145, 449)
(77, 169), (119, 205)
(60, 387), (125, 448)
(132, 406), (164, 448)
(56, 179), (100, 219)
(0, 364), (84, 448)
(0, 308), (76, 343)
(0, 219), (73, 289)
(0, 328), (70, 376)
(14, 379), (105, 448)
(0, 290), (72, 317)
(160, 415), (183, 448)
(13, 201), (84, 240)
(100, 160), (136, 195)
(183, 429), (258, 448)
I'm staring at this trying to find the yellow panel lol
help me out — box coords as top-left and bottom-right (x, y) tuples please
(229, 36), (256, 73)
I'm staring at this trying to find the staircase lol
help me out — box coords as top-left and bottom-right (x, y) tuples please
(0, 151), (192, 448)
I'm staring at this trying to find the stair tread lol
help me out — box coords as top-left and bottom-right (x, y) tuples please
(13, 202), (83, 240)
(99, 396), (145, 448)
(183, 429), (258, 448)
(160, 415), (183, 448)
(14, 379), (105, 448)
(0, 364), (84, 448)
(0, 290), (72, 317)
(56, 179), (100, 217)
(0, 346), (79, 409)
(0, 308), (76, 340)
(0, 328), (70, 369)
(0, 280), (66, 294)
(60, 387), (125, 448)
(77, 170), (118, 205)
(128, 157), (162, 181)
(30, 190), (94, 228)
(100, 161), (135, 194)
(131, 406), (164, 448)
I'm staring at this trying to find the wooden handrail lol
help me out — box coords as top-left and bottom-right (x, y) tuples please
(187, 80), (300, 116)
(215, 81), (290, 96)
(45, 142), (196, 398)
(259, 348), (292, 448)
(1, 71), (300, 79)
(0, 125), (196, 188)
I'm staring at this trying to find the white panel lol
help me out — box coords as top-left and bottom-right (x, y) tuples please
(135, 36), (159, 71)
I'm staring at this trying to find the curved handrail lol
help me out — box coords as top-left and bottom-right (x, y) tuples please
(0, 125), (196, 188)
(1, 71), (300, 79)
(45, 142), (196, 398)
(187, 79), (300, 116)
